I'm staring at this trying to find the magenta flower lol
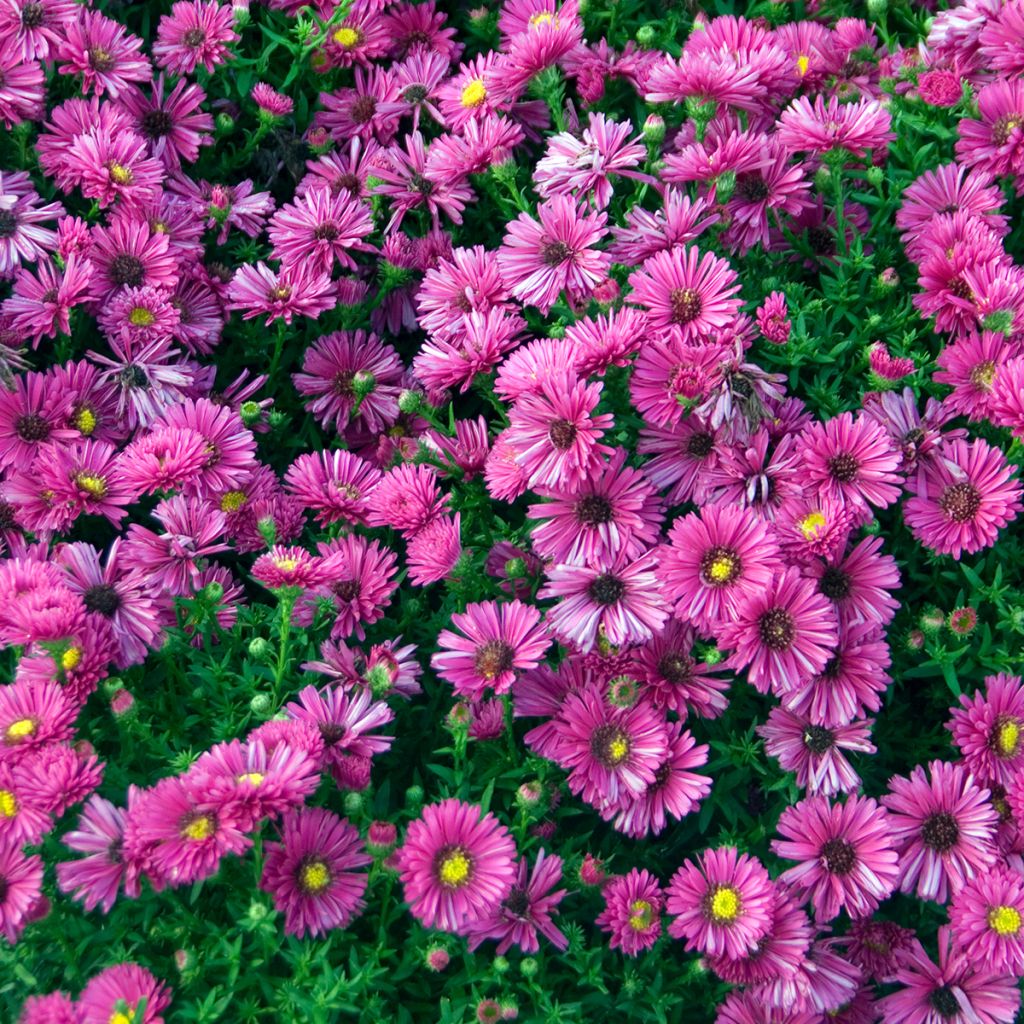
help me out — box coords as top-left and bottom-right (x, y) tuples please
(595, 868), (664, 957)
(226, 262), (336, 326)
(396, 798), (517, 933)
(268, 187), (375, 274)
(950, 866), (1024, 974)
(777, 94), (893, 158)
(153, 0), (238, 75)
(77, 964), (171, 1024)
(949, 674), (1024, 788)
(56, 795), (131, 912)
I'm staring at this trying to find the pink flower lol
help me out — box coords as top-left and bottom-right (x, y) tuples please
(950, 866), (1024, 974)
(949, 674), (1024, 788)
(153, 0), (238, 75)
(56, 10), (151, 98)
(595, 868), (664, 956)
(756, 290), (791, 344)
(268, 188), (375, 274)
(226, 262), (336, 326)
(77, 964), (171, 1024)
(777, 94), (893, 159)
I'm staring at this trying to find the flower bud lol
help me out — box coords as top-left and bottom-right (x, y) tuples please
(343, 791), (364, 816)
(579, 853), (606, 886)
(635, 24), (657, 47)
(249, 693), (272, 715)
(248, 636), (271, 660)
(405, 784), (424, 808)
(367, 820), (398, 853)
(398, 389), (422, 414)
(516, 781), (544, 808)
(642, 113), (665, 143)
(477, 1000), (502, 1024)
(519, 957), (538, 978)
(246, 900), (270, 923)
(424, 945), (450, 971)
(215, 112), (235, 134)
(110, 689), (136, 720)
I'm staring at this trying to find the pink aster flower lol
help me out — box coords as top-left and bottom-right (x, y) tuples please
(363, 462), (447, 535)
(259, 807), (371, 937)
(406, 512), (463, 587)
(757, 291), (791, 344)
(935, 330), (1014, 422)
(268, 188), (375, 274)
(666, 846), (776, 960)
(0, 370), (75, 472)
(56, 795), (132, 912)
(3, 254), (93, 347)
(153, 0), (238, 75)
(71, 129), (164, 209)
(97, 286), (181, 347)
(226, 261), (335, 326)
(56, 10), (151, 98)
(0, 182), (62, 280)
(950, 866), (1024, 974)
(252, 545), (324, 591)
(626, 245), (742, 341)
(465, 849), (568, 955)
(882, 760), (999, 904)
(773, 794), (899, 922)
(595, 869), (664, 957)
(283, 449), (381, 528)
(904, 438), (1023, 558)
(496, 195), (610, 314)
(396, 798), (517, 934)
(413, 308), (525, 394)
(541, 550), (669, 653)
(949, 674), (1024, 788)
(609, 189), (719, 265)
(0, 681), (76, 758)
(564, 306), (648, 377)
(717, 567), (839, 697)
(120, 75), (214, 170)
(658, 503), (783, 636)
(956, 79), (1024, 187)
(415, 244), (514, 340)
(877, 925), (1019, 1024)
(17, 991), (77, 1023)
(990, 356), (1024, 438)
(433, 599), (550, 700)
(632, 620), (728, 719)
(76, 964), (171, 1024)
(777, 95), (893, 159)
(0, 0), (78, 62)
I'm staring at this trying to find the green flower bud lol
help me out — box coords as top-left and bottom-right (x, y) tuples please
(250, 693), (272, 715)
(635, 24), (657, 47)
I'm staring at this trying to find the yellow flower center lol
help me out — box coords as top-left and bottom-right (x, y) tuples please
(238, 772), (264, 786)
(62, 645), (83, 671)
(709, 885), (741, 922)
(220, 490), (247, 513)
(128, 306), (156, 327)
(460, 79), (487, 108)
(628, 899), (654, 931)
(529, 11), (555, 28)
(6, 718), (36, 742)
(110, 1012), (135, 1024)
(75, 473), (108, 498)
(988, 905), (1022, 936)
(182, 814), (215, 841)
(74, 407), (97, 435)
(108, 162), (133, 185)
(438, 850), (472, 887)
(707, 555), (737, 583)
(997, 719), (1021, 757)
(152, 219), (169, 233)
(607, 737), (629, 764)
(797, 54), (810, 76)
(798, 511), (827, 540)
(0, 789), (18, 818)
(300, 860), (331, 894)
(275, 557), (298, 572)
(332, 25), (360, 48)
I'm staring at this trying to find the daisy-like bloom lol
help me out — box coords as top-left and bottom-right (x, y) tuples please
(496, 195), (610, 314)
(546, 684), (669, 810)
(169, 177), (274, 244)
(0, 837), (42, 944)
(251, 81), (293, 119)
(990, 356), (1024, 438)
(626, 245), (742, 341)
(56, 795), (135, 911)
(364, 462), (447, 535)
(535, 113), (648, 209)
(609, 721), (711, 839)
(773, 794), (899, 923)
(980, 0), (1024, 75)
(877, 925), (1019, 1024)
(406, 512), (463, 587)
(904, 438), (1022, 559)
(950, 866), (1024, 974)
(381, 0), (462, 61)
(777, 95), (893, 160)
(658, 504), (782, 636)
(316, 66), (402, 145)
(608, 189), (719, 266)
(0, 0), (78, 62)
(120, 75), (214, 170)
(955, 79), (1024, 186)
(56, 10), (150, 98)
(807, 535), (901, 630)
(528, 449), (663, 567)
(252, 545), (323, 591)
(76, 963), (171, 1024)
(87, 217), (178, 300)
(465, 849), (568, 955)
(0, 370), (75, 471)
(882, 760), (999, 904)
(97, 286), (182, 346)
(759, 708), (875, 797)
(17, 991), (77, 1023)
(644, 50), (762, 114)
(800, 412), (903, 513)
(415, 244), (514, 339)
(284, 684), (393, 788)
(413, 308), (525, 394)
(292, 329), (403, 435)
(268, 188), (375, 274)
(0, 760), (52, 847)
(153, 0), (238, 75)
(3, 254), (93, 347)
(541, 550), (669, 653)
(595, 869), (664, 957)
(396, 798), (517, 934)
(666, 846), (776, 960)
(843, 918), (916, 984)
(897, 163), (1008, 249)
(0, 681), (76, 759)
(717, 567), (838, 697)
(0, 183), (62, 279)
(432, 599), (550, 700)
(949, 674), (1024, 788)
(259, 807), (371, 938)
(565, 306), (648, 378)
(283, 450), (381, 528)
(70, 129), (164, 209)
(27, 438), (132, 530)
(505, 372), (614, 492)
(632, 620), (729, 719)
(225, 261), (335, 326)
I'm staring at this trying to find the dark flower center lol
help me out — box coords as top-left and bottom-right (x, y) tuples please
(120, 365), (150, 389)
(757, 607), (795, 651)
(992, 114), (1023, 148)
(658, 651), (693, 685)
(939, 483), (981, 524)
(350, 96), (378, 125)
(736, 173), (770, 202)
(332, 579), (361, 601)
(921, 811), (960, 852)
(88, 47), (115, 72)
(575, 494), (614, 526)
(21, 2), (45, 27)
(109, 253), (146, 288)
(669, 287), (702, 324)
(548, 418), (577, 450)
(946, 276), (973, 300)
(473, 640), (515, 680)
(826, 452), (859, 483)
(333, 172), (361, 195)
(404, 84), (428, 103)
(699, 546), (741, 587)
(0, 210), (17, 238)
(807, 225), (835, 256)
(818, 837), (856, 876)
(409, 173), (434, 198)
(589, 723), (630, 767)
(803, 725), (834, 754)
(588, 573), (625, 606)
(928, 985), (961, 1019)
(313, 222), (339, 241)
(15, 413), (50, 443)
(141, 109), (174, 138)
(183, 27), (206, 46)
(820, 654), (842, 679)
(332, 369), (356, 398)
(818, 565), (851, 600)
(686, 431), (715, 458)
(541, 240), (572, 266)
(318, 722), (346, 746)
(83, 583), (121, 616)
(503, 886), (530, 917)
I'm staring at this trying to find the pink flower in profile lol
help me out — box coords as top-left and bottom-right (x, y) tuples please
(777, 95), (894, 159)
(226, 262), (335, 326)
(56, 795), (132, 912)
(396, 798), (517, 933)
(364, 462), (448, 535)
(0, 838), (42, 944)
(950, 866), (1024, 974)
(407, 512), (463, 587)
(465, 849), (568, 955)
(904, 438), (1022, 558)
(595, 868), (664, 957)
(541, 550), (669, 653)
(666, 846), (776, 960)
(433, 599), (550, 699)
(76, 963), (171, 1024)
(153, 0), (238, 75)
(756, 291), (791, 344)
(717, 567), (838, 697)
(990, 356), (1024, 438)
(773, 794), (899, 923)
(497, 195), (610, 313)
(883, 760), (999, 904)
(16, 991), (77, 1023)
(949, 674), (1024, 788)
(259, 807), (371, 937)
(956, 79), (1024, 186)
(627, 245), (742, 341)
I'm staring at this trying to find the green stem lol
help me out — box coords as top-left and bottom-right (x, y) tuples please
(267, 319), (287, 390)
(273, 590), (297, 705)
